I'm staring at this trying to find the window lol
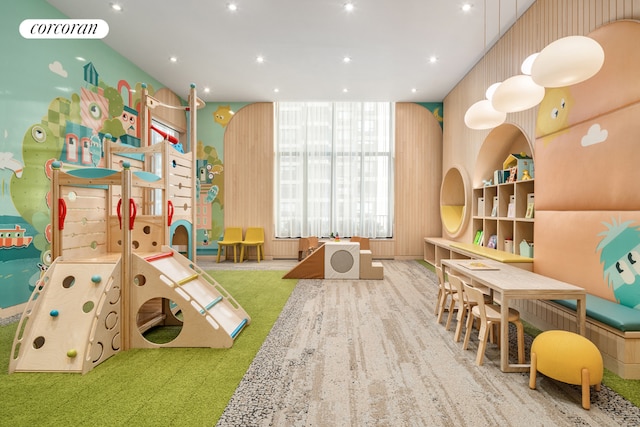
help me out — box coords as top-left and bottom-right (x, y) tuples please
(275, 102), (394, 238)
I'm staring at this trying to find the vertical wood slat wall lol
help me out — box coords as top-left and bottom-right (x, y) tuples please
(394, 103), (443, 259)
(443, 0), (640, 244)
(222, 103), (275, 259)
(222, 102), (443, 259)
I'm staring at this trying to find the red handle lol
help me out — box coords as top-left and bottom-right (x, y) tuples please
(129, 199), (136, 230)
(58, 198), (67, 230)
(167, 200), (174, 226)
(117, 199), (122, 229)
(150, 125), (179, 144)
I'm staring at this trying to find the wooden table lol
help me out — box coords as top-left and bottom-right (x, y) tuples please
(441, 259), (586, 373)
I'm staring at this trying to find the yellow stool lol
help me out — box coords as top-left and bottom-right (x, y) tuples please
(529, 330), (603, 410)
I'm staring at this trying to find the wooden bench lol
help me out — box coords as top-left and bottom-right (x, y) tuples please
(517, 295), (640, 379)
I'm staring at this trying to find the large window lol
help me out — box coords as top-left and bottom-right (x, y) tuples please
(275, 102), (394, 238)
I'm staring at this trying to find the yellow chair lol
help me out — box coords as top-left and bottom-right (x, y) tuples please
(216, 227), (243, 263)
(529, 330), (603, 410)
(462, 283), (525, 366)
(240, 227), (265, 262)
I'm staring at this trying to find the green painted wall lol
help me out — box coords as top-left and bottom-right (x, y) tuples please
(0, 0), (232, 312)
(195, 102), (248, 255)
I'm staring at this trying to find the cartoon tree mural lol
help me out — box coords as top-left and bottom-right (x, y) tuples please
(100, 84), (127, 138)
(9, 122), (61, 259)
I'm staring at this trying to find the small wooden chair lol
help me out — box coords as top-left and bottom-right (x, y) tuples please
(298, 236), (319, 260)
(216, 227), (243, 263)
(435, 265), (458, 323)
(350, 236), (370, 250)
(240, 227), (265, 262)
(446, 275), (478, 342)
(462, 283), (525, 366)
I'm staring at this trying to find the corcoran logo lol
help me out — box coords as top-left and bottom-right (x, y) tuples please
(19, 19), (109, 39)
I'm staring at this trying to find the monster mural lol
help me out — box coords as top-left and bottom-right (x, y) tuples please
(598, 219), (640, 309)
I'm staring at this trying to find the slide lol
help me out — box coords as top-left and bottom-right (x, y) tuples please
(129, 246), (250, 349)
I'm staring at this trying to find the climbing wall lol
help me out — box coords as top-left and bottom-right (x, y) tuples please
(9, 257), (122, 374)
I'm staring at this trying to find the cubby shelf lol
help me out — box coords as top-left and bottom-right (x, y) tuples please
(472, 179), (534, 256)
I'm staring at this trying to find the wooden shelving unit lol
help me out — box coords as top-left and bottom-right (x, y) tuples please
(471, 179), (534, 256)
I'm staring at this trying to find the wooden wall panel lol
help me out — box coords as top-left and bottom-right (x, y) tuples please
(223, 103), (274, 259)
(153, 88), (187, 133)
(394, 103), (443, 258)
(442, 0), (640, 244)
(226, 102), (443, 259)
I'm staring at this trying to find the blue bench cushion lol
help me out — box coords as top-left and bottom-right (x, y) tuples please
(554, 294), (640, 332)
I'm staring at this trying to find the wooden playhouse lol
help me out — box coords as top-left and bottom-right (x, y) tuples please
(9, 85), (250, 374)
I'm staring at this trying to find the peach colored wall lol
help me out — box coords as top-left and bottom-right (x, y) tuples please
(534, 20), (640, 308)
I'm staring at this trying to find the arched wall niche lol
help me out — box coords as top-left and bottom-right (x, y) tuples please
(440, 165), (469, 238)
(473, 123), (533, 188)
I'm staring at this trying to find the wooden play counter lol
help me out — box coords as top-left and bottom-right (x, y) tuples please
(423, 237), (533, 271)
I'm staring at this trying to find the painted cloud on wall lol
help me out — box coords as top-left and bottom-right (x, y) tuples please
(0, 152), (24, 177)
(48, 60), (67, 78)
(581, 123), (608, 147)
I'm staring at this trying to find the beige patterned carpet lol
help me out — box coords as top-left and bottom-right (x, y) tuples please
(203, 259), (640, 427)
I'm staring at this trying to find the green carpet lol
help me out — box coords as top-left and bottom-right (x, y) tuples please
(0, 270), (297, 426)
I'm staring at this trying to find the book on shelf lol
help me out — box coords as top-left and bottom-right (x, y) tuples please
(477, 197), (485, 216)
(473, 230), (484, 245)
(507, 194), (516, 218)
(525, 193), (535, 219)
(490, 196), (498, 217)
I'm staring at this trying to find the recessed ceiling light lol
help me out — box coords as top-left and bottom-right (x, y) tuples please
(256, 55), (265, 63)
(204, 87), (210, 93)
(429, 56), (438, 64)
(274, 88), (280, 93)
(169, 56), (178, 63)
(411, 88), (417, 93)
(344, 2), (355, 12)
(343, 88), (349, 93)
(462, 3), (472, 12)
(227, 3), (238, 12)
(343, 56), (351, 63)
(110, 3), (122, 12)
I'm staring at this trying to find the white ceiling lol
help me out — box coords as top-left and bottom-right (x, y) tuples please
(46, 0), (536, 103)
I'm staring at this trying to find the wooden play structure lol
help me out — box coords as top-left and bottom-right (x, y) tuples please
(284, 239), (384, 280)
(9, 85), (250, 374)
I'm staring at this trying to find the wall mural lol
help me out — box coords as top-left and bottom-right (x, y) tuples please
(195, 102), (247, 256)
(533, 20), (640, 308)
(0, 58), (156, 309)
(598, 219), (640, 309)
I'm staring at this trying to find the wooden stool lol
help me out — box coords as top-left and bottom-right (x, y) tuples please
(529, 330), (603, 410)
